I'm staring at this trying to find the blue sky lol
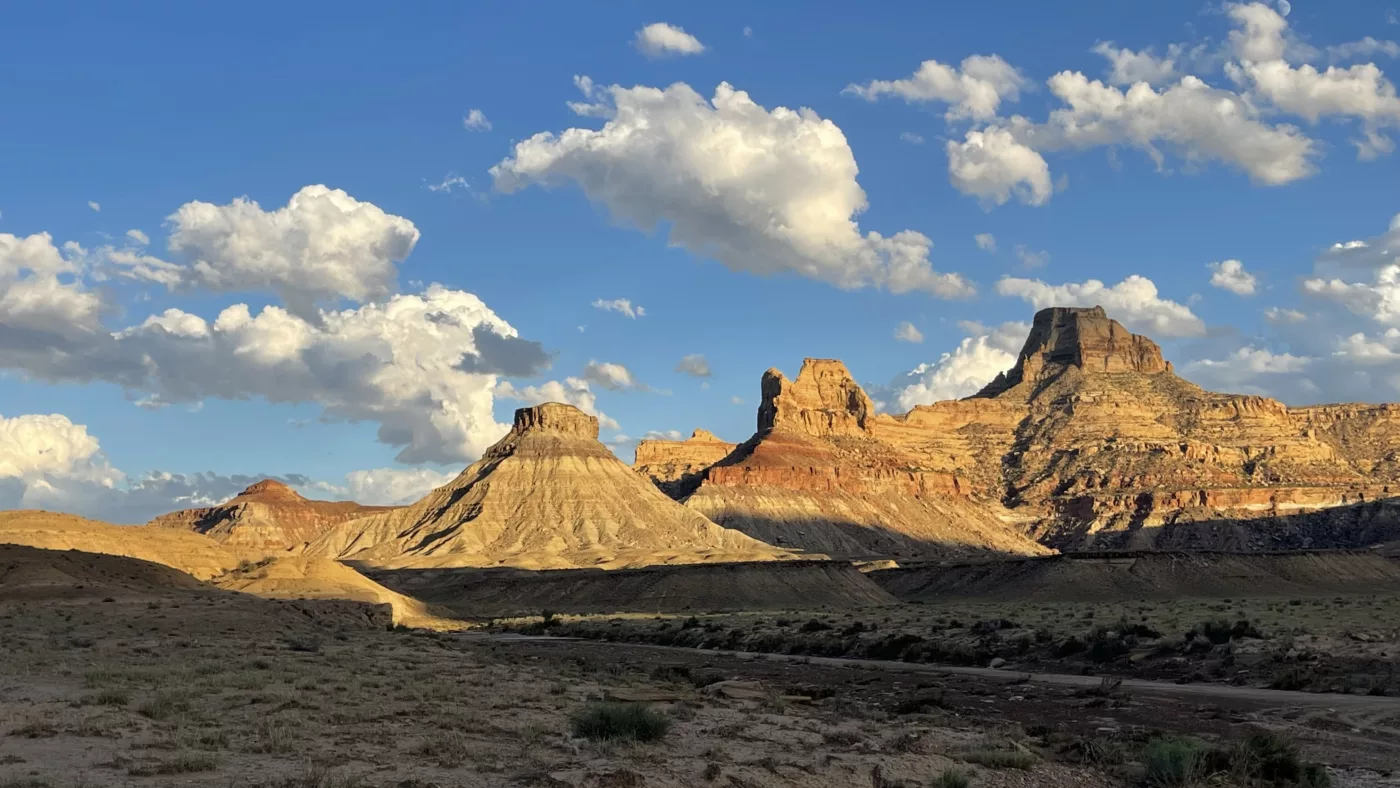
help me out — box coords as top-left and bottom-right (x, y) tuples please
(2, 0), (1399, 519)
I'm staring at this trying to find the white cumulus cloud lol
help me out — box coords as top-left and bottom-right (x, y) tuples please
(492, 80), (973, 298)
(1208, 259), (1258, 295)
(884, 322), (1027, 410)
(634, 23), (706, 58)
(974, 233), (997, 252)
(996, 273), (1206, 336)
(844, 55), (1028, 121)
(946, 127), (1053, 207)
(158, 185), (420, 316)
(582, 360), (641, 391)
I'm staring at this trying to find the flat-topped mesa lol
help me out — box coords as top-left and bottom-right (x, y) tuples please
(238, 479), (304, 502)
(975, 306), (1171, 397)
(758, 358), (874, 438)
(511, 403), (599, 440)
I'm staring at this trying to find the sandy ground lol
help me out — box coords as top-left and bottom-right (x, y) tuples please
(0, 591), (1129, 788)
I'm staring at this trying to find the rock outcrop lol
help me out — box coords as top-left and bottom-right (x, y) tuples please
(675, 359), (1051, 559)
(634, 429), (737, 497)
(147, 479), (391, 552)
(652, 306), (1400, 555)
(889, 306), (1400, 551)
(975, 306), (1170, 396)
(305, 403), (798, 570)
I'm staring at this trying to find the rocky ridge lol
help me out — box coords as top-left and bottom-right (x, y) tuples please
(673, 359), (1051, 559)
(304, 403), (797, 570)
(146, 479), (392, 552)
(641, 306), (1400, 554)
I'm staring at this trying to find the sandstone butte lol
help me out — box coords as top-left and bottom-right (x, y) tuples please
(302, 403), (798, 570)
(638, 306), (1400, 556)
(146, 479), (393, 552)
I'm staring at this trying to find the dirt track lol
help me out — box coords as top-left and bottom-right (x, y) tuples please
(472, 633), (1400, 774)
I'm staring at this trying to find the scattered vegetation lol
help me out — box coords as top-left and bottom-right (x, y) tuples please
(931, 770), (972, 788)
(569, 701), (670, 743)
(127, 751), (219, 776)
(414, 731), (470, 767)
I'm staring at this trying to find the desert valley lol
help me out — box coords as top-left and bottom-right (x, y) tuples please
(5, 306), (1400, 786)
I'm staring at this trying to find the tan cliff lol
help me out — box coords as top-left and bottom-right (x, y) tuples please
(671, 359), (1051, 560)
(146, 479), (392, 552)
(304, 403), (799, 570)
(644, 306), (1400, 554)
(634, 429), (737, 497)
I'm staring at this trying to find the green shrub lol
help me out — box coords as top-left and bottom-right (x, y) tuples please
(569, 702), (670, 743)
(1143, 736), (1213, 786)
(931, 769), (972, 788)
(1231, 733), (1330, 787)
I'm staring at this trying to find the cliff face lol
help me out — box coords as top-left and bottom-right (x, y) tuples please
(146, 480), (391, 552)
(886, 307), (1400, 551)
(634, 429), (737, 497)
(660, 306), (1400, 555)
(304, 404), (796, 570)
(677, 359), (1051, 560)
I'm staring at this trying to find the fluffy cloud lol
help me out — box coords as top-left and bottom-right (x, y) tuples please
(592, 298), (645, 318)
(884, 322), (1027, 410)
(1024, 71), (1316, 186)
(1181, 346), (1313, 395)
(1303, 264), (1400, 324)
(946, 127), (1053, 207)
(1, 252), (548, 465)
(0, 413), (113, 483)
(843, 55), (1028, 121)
(0, 411), (329, 523)
(1091, 41), (1183, 86)
(634, 23), (706, 58)
(494, 377), (620, 431)
(492, 80), (973, 298)
(88, 201), (100, 212)
(1225, 3), (1400, 157)
(0, 232), (106, 344)
(893, 321), (924, 343)
(675, 354), (711, 377)
(1208, 259), (1258, 295)
(463, 109), (491, 131)
(582, 360), (641, 391)
(126, 229), (150, 246)
(996, 273), (1206, 336)
(158, 185), (421, 316)
(974, 233), (997, 252)
(335, 467), (457, 505)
